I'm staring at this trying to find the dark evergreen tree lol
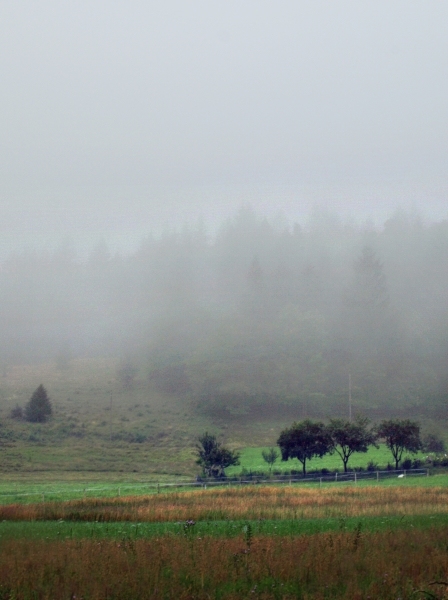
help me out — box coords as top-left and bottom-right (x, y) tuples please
(25, 385), (52, 423)
(352, 246), (389, 310)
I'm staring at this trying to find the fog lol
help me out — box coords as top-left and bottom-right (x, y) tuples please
(1, 207), (447, 420)
(1, 2), (448, 255)
(1, 3), (447, 419)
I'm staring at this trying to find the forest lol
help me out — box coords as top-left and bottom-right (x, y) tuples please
(1, 207), (447, 422)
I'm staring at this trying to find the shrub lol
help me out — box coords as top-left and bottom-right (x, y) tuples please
(422, 433), (446, 454)
(9, 405), (23, 420)
(367, 460), (379, 472)
(402, 457), (413, 470)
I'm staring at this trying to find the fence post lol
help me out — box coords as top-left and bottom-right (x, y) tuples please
(376, 471), (379, 482)
(157, 483), (160, 494)
(427, 469), (429, 477)
(319, 478), (322, 489)
(118, 487), (121, 496)
(42, 493), (45, 502)
(335, 472), (338, 482)
(354, 472), (357, 484)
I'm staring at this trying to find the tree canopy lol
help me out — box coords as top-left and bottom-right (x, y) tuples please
(277, 420), (332, 475)
(195, 432), (240, 478)
(376, 419), (421, 470)
(328, 416), (377, 472)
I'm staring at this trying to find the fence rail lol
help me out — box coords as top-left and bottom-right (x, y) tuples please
(0, 468), (429, 503)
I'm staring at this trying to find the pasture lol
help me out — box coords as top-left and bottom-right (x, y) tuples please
(1, 480), (448, 598)
(1, 359), (448, 597)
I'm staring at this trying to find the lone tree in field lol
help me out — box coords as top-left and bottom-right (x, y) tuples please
(195, 432), (240, 478)
(277, 420), (333, 476)
(377, 419), (421, 470)
(261, 447), (279, 475)
(328, 416), (378, 472)
(25, 385), (52, 423)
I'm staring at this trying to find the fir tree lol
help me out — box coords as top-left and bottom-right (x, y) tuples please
(25, 385), (52, 423)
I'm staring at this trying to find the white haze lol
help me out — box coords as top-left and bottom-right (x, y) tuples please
(1, 1), (447, 256)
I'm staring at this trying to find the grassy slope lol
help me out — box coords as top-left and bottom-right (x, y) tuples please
(0, 358), (212, 477)
(0, 357), (442, 481)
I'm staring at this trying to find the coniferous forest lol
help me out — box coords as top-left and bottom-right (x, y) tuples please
(1, 207), (447, 422)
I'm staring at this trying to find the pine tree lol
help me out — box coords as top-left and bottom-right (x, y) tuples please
(25, 385), (52, 423)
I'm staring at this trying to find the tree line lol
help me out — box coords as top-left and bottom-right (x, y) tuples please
(196, 417), (443, 478)
(1, 207), (448, 420)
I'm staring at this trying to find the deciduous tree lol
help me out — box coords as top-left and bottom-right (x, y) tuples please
(195, 432), (240, 478)
(377, 419), (421, 470)
(328, 416), (377, 472)
(277, 420), (332, 476)
(261, 447), (279, 475)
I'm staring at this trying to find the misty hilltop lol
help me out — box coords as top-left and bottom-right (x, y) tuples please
(1, 207), (447, 421)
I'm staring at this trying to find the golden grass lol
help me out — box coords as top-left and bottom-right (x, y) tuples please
(1, 527), (448, 599)
(2, 484), (448, 522)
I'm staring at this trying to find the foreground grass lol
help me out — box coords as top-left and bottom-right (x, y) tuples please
(1, 513), (448, 541)
(1, 528), (448, 599)
(1, 483), (448, 598)
(3, 483), (448, 522)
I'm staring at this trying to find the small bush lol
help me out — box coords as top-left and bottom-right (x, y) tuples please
(402, 457), (413, 470)
(9, 405), (23, 420)
(422, 433), (446, 454)
(433, 455), (448, 467)
(367, 460), (379, 472)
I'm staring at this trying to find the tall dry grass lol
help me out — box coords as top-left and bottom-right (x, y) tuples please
(2, 484), (448, 522)
(0, 527), (448, 599)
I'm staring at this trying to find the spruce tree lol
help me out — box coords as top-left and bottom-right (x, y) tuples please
(25, 385), (52, 423)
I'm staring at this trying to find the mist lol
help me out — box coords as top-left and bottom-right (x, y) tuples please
(0, 207), (447, 422)
(1, 3), (447, 420)
(1, 1), (448, 256)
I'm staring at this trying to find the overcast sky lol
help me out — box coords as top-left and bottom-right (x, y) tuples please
(1, 1), (447, 254)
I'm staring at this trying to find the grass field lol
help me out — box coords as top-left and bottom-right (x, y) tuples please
(2, 480), (448, 522)
(1, 482), (448, 598)
(1, 357), (441, 482)
(2, 513), (448, 541)
(2, 359), (448, 597)
(227, 444), (429, 476)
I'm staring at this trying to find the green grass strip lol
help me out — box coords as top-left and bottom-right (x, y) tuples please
(1, 513), (447, 541)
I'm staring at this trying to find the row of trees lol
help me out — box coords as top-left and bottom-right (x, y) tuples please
(278, 417), (421, 475)
(1, 208), (448, 421)
(196, 418), (435, 477)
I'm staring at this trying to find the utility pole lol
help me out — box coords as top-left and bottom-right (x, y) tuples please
(109, 392), (113, 442)
(348, 372), (352, 422)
